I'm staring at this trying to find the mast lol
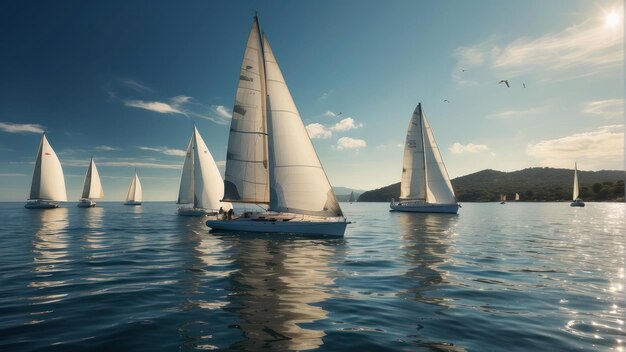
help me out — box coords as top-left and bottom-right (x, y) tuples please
(418, 103), (428, 201)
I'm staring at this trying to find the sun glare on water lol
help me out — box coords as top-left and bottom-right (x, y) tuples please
(604, 11), (621, 28)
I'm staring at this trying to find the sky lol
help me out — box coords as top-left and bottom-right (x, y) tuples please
(0, 0), (624, 201)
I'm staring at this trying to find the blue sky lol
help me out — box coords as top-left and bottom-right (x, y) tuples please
(0, 0), (623, 201)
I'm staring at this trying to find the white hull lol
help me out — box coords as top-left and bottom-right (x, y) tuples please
(206, 216), (347, 236)
(25, 199), (60, 209)
(178, 207), (217, 217)
(77, 199), (96, 208)
(570, 199), (585, 207)
(124, 201), (141, 206)
(390, 200), (459, 214)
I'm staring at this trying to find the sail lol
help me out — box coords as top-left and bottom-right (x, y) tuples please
(422, 107), (456, 204)
(400, 104), (427, 200)
(81, 159), (104, 199)
(192, 127), (232, 210)
(515, 193), (520, 201)
(223, 16), (269, 204)
(177, 136), (195, 204)
(125, 171), (142, 202)
(263, 35), (342, 217)
(572, 162), (579, 200)
(29, 133), (67, 201)
(348, 191), (356, 202)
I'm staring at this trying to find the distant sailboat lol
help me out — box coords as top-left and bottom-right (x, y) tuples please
(177, 126), (233, 216)
(77, 158), (104, 208)
(25, 133), (68, 209)
(515, 193), (520, 201)
(348, 191), (356, 203)
(390, 103), (459, 214)
(500, 194), (506, 204)
(570, 162), (585, 207)
(124, 170), (142, 205)
(206, 16), (348, 236)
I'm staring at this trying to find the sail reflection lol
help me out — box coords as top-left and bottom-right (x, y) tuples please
(227, 237), (337, 351)
(29, 208), (70, 293)
(395, 213), (457, 306)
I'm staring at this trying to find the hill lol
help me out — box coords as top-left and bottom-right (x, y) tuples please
(358, 167), (625, 202)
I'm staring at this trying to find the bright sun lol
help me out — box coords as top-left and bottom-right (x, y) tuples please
(605, 11), (621, 28)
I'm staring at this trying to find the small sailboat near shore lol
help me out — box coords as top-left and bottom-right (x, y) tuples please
(515, 193), (520, 201)
(390, 103), (459, 214)
(570, 162), (585, 207)
(25, 133), (67, 209)
(77, 158), (104, 207)
(124, 170), (142, 205)
(206, 16), (348, 236)
(348, 191), (356, 204)
(500, 194), (506, 204)
(177, 126), (232, 216)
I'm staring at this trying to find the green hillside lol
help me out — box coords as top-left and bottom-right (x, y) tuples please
(358, 167), (625, 202)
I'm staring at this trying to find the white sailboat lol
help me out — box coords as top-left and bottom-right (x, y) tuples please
(500, 194), (506, 204)
(515, 192), (520, 201)
(177, 126), (233, 216)
(390, 103), (459, 214)
(570, 162), (585, 207)
(77, 158), (104, 207)
(206, 16), (348, 236)
(25, 133), (68, 209)
(124, 170), (142, 205)
(348, 191), (356, 203)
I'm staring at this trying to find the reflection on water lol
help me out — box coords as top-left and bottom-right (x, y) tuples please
(227, 237), (338, 351)
(395, 213), (457, 306)
(29, 208), (70, 310)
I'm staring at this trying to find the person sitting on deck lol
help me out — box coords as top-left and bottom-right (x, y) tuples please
(227, 208), (234, 220)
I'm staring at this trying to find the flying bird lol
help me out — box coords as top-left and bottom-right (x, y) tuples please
(443, 99), (450, 103)
(460, 68), (466, 72)
(498, 80), (510, 88)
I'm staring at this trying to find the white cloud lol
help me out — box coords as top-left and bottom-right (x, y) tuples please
(320, 89), (334, 100)
(584, 99), (624, 119)
(214, 105), (232, 119)
(334, 137), (367, 151)
(121, 79), (152, 92)
(452, 15), (624, 81)
(61, 158), (181, 170)
(0, 122), (45, 134)
(527, 125), (624, 168)
(0, 173), (28, 176)
(324, 110), (338, 118)
(486, 107), (547, 119)
(171, 95), (192, 105)
(138, 146), (187, 157)
(124, 100), (185, 115)
(305, 123), (332, 139)
(95, 145), (120, 151)
(331, 117), (362, 131)
(449, 142), (490, 154)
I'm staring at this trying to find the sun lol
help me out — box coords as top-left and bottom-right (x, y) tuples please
(604, 11), (621, 28)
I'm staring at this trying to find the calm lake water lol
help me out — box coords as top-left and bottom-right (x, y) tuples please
(0, 202), (624, 351)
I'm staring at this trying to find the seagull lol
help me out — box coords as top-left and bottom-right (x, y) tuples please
(443, 99), (450, 103)
(498, 80), (510, 88)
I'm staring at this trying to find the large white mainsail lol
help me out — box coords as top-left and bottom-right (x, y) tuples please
(125, 171), (142, 204)
(572, 162), (580, 200)
(223, 16), (269, 204)
(400, 105), (427, 200)
(81, 158), (104, 199)
(263, 35), (342, 217)
(29, 133), (67, 202)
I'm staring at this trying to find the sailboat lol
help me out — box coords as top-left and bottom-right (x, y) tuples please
(77, 158), (104, 207)
(124, 170), (142, 205)
(206, 16), (348, 236)
(389, 103), (459, 214)
(25, 133), (67, 209)
(177, 126), (233, 216)
(348, 191), (356, 203)
(500, 194), (506, 204)
(515, 193), (520, 201)
(570, 162), (585, 207)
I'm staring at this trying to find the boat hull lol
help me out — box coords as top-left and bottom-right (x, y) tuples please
(178, 207), (217, 217)
(124, 201), (141, 206)
(570, 199), (585, 207)
(77, 199), (96, 208)
(206, 217), (347, 236)
(390, 201), (459, 214)
(24, 200), (60, 209)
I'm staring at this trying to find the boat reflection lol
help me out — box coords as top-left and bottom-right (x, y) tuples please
(29, 208), (70, 298)
(394, 213), (457, 306)
(226, 236), (338, 351)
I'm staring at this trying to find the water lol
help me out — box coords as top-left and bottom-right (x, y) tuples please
(0, 202), (624, 351)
